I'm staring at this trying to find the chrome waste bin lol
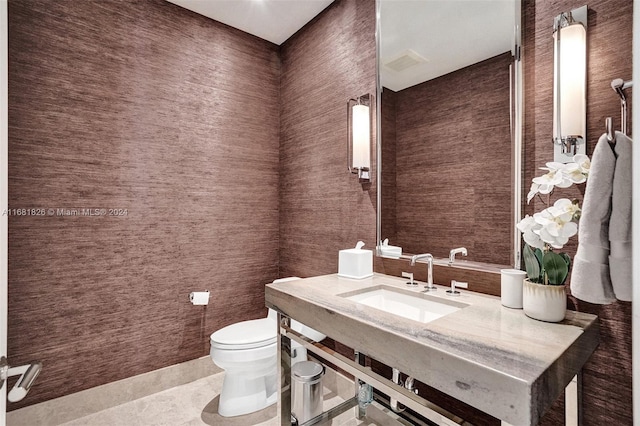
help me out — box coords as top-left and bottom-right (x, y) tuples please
(291, 361), (325, 424)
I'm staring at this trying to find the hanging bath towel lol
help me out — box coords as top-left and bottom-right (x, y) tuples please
(570, 134), (617, 304)
(609, 131), (632, 301)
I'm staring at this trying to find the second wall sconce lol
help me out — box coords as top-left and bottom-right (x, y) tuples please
(347, 93), (373, 183)
(552, 5), (587, 163)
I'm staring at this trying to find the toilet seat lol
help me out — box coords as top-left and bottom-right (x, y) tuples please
(210, 318), (277, 350)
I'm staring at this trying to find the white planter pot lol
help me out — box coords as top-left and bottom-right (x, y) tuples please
(522, 279), (566, 322)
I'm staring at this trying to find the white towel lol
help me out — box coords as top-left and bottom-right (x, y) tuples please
(609, 131), (632, 301)
(570, 134), (617, 304)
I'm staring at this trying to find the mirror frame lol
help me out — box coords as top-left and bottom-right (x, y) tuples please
(375, 0), (523, 270)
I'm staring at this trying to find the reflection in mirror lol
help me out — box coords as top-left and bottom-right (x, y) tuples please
(377, 0), (522, 267)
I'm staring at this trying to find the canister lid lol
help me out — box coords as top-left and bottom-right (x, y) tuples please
(292, 361), (324, 382)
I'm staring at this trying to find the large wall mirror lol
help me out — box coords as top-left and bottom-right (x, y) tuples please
(376, 0), (523, 268)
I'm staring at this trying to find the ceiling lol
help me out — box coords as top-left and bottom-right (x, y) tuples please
(380, 0), (516, 92)
(166, 0), (335, 45)
(165, 0), (514, 91)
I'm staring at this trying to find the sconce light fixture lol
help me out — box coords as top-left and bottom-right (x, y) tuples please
(552, 5), (587, 163)
(347, 93), (373, 183)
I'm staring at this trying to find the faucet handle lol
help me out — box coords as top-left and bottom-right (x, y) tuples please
(402, 272), (416, 286)
(446, 280), (468, 296)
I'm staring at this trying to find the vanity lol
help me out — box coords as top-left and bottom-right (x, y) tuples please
(266, 273), (599, 426)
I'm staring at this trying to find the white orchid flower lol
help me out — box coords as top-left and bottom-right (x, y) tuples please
(532, 167), (561, 191)
(550, 198), (581, 219)
(526, 156), (591, 204)
(532, 162), (573, 194)
(523, 228), (545, 249)
(561, 162), (587, 184)
(531, 199), (579, 249)
(527, 183), (540, 204)
(520, 157), (588, 251)
(516, 215), (536, 233)
(517, 215), (545, 249)
(562, 155), (590, 184)
(573, 154), (591, 175)
(539, 220), (577, 248)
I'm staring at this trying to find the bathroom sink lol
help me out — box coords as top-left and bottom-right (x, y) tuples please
(340, 285), (467, 324)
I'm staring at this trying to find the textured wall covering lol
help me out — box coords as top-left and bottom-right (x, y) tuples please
(382, 53), (513, 265)
(7, 0), (280, 409)
(523, 1), (633, 424)
(278, 0), (377, 277)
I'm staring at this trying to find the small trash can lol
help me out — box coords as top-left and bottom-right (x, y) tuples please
(291, 361), (325, 424)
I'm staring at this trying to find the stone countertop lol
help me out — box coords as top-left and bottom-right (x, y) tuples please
(265, 273), (599, 426)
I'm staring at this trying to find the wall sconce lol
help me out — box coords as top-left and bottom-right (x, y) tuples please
(552, 5), (587, 163)
(347, 93), (373, 183)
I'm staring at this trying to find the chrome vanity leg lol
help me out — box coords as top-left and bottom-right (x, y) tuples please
(277, 313), (292, 426)
(355, 351), (366, 420)
(565, 373), (582, 426)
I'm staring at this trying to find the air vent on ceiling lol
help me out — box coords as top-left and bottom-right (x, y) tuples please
(383, 49), (428, 72)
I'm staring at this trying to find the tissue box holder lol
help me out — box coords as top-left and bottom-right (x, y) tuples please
(338, 248), (373, 279)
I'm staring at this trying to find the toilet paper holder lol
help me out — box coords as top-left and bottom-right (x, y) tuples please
(189, 291), (211, 305)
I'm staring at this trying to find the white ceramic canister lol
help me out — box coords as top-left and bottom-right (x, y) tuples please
(500, 269), (527, 309)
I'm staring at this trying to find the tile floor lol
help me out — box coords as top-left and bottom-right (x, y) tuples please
(52, 372), (409, 426)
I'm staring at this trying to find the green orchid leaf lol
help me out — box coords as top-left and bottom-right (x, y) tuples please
(543, 251), (569, 285)
(560, 252), (571, 269)
(523, 244), (542, 283)
(534, 247), (543, 266)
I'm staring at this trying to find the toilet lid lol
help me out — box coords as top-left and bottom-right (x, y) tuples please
(210, 318), (277, 350)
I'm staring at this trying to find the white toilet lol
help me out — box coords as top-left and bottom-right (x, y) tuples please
(210, 278), (326, 417)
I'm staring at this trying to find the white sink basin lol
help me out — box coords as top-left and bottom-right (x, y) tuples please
(341, 285), (467, 324)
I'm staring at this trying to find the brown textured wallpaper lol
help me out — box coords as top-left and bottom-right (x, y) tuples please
(8, 0), (280, 409)
(278, 0), (377, 278)
(382, 52), (514, 266)
(523, 0), (633, 424)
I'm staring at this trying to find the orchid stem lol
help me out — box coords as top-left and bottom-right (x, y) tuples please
(543, 244), (549, 285)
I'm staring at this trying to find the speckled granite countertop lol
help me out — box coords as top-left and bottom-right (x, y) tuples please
(265, 273), (599, 426)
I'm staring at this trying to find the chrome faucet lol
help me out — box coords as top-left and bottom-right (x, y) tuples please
(410, 253), (435, 291)
(449, 247), (468, 264)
